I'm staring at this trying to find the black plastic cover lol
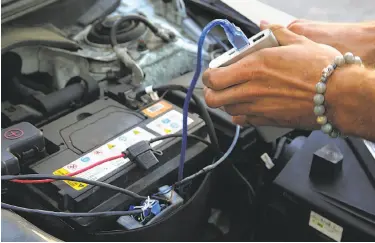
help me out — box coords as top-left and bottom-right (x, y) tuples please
(39, 98), (144, 154)
(1, 122), (44, 175)
(270, 131), (375, 241)
(32, 83), (85, 114)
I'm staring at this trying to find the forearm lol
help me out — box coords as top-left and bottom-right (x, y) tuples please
(327, 66), (375, 141)
(287, 20), (375, 66)
(359, 21), (375, 68)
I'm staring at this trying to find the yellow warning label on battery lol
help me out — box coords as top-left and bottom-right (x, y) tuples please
(64, 181), (88, 191)
(53, 168), (69, 176)
(53, 168), (88, 191)
(107, 143), (116, 149)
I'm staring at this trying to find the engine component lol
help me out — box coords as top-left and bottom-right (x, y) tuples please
(1, 76), (99, 126)
(1, 48), (100, 123)
(1, 122), (45, 175)
(113, 45), (144, 85)
(73, 1), (205, 86)
(261, 131), (375, 241)
(87, 16), (147, 45)
(21, 97), (208, 232)
(11, 46), (90, 90)
(1, 52), (46, 105)
(108, 14), (176, 85)
(109, 14), (175, 46)
(31, 81), (96, 114)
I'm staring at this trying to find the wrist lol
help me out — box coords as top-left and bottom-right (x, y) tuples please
(326, 66), (375, 140)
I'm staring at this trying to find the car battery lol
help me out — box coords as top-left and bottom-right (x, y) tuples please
(260, 131), (375, 241)
(25, 98), (210, 232)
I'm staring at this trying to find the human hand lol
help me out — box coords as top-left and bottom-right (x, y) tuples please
(203, 25), (344, 130)
(273, 19), (375, 67)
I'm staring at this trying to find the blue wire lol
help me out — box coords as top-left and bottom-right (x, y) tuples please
(178, 124), (240, 184)
(179, 19), (248, 182)
(211, 125), (240, 166)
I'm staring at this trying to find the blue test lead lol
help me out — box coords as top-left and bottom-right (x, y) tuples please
(179, 19), (249, 182)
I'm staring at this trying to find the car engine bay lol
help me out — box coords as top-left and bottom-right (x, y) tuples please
(1, 0), (375, 241)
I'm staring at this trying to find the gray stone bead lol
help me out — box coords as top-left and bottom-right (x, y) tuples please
(334, 55), (345, 66)
(313, 94), (325, 105)
(316, 116), (328, 125)
(344, 52), (355, 64)
(320, 76), (327, 83)
(330, 130), (340, 138)
(314, 105), (326, 116)
(321, 123), (333, 134)
(316, 82), (327, 94)
(354, 56), (362, 65)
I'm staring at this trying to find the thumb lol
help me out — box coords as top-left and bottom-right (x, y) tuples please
(260, 20), (270, 30)
(268, 24), (306, 46)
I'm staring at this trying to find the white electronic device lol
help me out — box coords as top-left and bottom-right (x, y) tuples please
(209, 29), (293, 142)
(209, 29), (278, 68)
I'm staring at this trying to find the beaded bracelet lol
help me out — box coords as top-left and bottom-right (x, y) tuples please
(314, 52), (363, 138)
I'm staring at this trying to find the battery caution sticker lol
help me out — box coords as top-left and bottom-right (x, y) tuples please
(53, 127), (161, 191)
(309, 211), (343, 241)
(53, 168), (87, 190)
(364, 140), (375, 159)
(146, 110), (193, 135)
(142, 100), (172, 118)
